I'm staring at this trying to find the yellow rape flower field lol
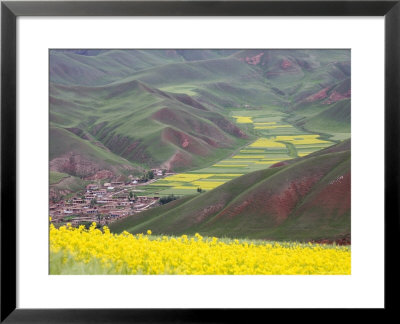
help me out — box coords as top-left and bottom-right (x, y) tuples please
(275, 135), (331, 145)
(232, 116), (253, 123)
(50, 223), (351, 275)
(249, 138), (287, 148)
(163, 174), (214, 182)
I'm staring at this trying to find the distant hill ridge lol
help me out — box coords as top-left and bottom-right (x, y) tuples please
(50, 49), (350, 181)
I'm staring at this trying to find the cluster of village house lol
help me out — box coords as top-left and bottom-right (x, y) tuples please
(50, 169), (169, 227)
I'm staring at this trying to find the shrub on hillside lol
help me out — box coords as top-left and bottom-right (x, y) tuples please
(159, 195), (178, 205)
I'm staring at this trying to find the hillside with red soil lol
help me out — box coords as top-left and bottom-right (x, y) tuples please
(110, 140), (351, 243)
(50, 49), (350, 181)
(49, 77), (248, 175)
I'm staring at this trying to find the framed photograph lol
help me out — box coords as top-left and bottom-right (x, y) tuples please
(1, 0), (398, 321)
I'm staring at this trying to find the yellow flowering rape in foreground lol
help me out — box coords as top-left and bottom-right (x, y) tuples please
(50, 223), (351, 275)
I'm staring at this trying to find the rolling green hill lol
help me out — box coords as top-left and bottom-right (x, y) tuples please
(109, 140), (350, 242)
(50, 49), (351, 180)
(50, 79), (249, 175)
(50, 49), (239, 86)
(49, 126), (143, 178)
(301, 99), (351, 133)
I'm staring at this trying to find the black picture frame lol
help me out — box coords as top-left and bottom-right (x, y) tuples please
(1, 0), (399, 322)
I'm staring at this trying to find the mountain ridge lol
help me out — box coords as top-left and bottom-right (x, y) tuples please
(50, 49), (350, 181)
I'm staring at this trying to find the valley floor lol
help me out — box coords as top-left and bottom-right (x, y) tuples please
(139, 108), (348, 196)
(50, 107), (350, 230)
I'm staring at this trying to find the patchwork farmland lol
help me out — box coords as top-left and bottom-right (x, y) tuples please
(142, 109), (337, 196)
(49, 49), (352, 275)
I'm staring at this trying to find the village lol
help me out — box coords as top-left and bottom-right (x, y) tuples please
(49, 168), (171, 227)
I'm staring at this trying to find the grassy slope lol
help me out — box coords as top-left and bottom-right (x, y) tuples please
(302, 99), (350, 133)
(51, 176), (90, 195)
(49, 126), (142, 177)
(50, 79), (250, 172)
(108, 57), (257, 88)
(49, 171), (70, 185)
(49, 50), (186, 86)
(50, 49), (351, 175)
(50, 49), (239, 86)
(110, 140), (350, 242)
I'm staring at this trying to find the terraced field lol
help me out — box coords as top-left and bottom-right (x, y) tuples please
(50, 49), (350, 191)
(141, 109), (335, 196)
(49, 50), (351, 275)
